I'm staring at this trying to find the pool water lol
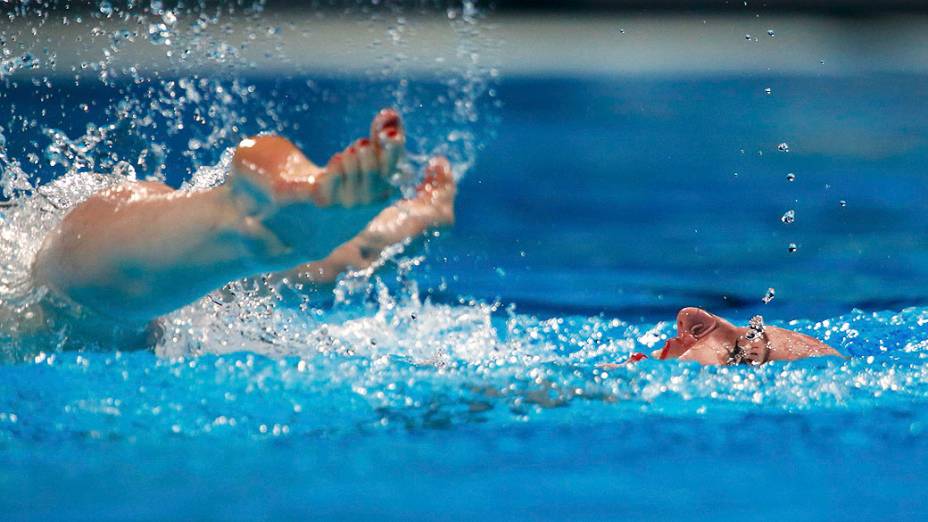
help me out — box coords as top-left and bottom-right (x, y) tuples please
(2, 50), (928, 522)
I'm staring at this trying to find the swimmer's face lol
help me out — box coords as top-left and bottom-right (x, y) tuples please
(652, 307), (840, 365)
(652, 307), (750, 365)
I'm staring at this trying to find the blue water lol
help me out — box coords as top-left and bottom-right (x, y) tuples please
(2, 73), (928, 520)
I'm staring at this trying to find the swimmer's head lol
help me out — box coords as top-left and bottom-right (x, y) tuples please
(653, 307), (839, 365)
(653, 307), (737, 362)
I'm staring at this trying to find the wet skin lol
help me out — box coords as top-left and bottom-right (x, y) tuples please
(30, 109), (456, 338)
(652, 307), (842, 365)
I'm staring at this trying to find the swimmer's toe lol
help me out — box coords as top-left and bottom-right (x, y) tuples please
(420, 156), (454, 193)
(317, 110), (405, 209)
(371, 108), (401, 141)
(356, 138), (377, 202)
(339, 143), (361, 207)
(371, 109), (406, 180)
(319, 153), (343, 206)
(416, 156), (456, 227)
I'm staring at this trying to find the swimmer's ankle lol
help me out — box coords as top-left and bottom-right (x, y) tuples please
(205, 184), (295, 270)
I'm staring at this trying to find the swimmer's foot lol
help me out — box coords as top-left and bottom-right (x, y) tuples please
(270, 156), (457, 286)
(227, 109), (408, 263)
(316, 109), (406, 208)
(352, 156), (456, 258)
(409, 156), (456, 228)
(230, 108), (405, 210)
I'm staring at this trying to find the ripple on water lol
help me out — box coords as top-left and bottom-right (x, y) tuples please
(2, 281), (927, 444)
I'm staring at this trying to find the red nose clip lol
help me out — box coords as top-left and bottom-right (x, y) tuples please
(623, 352), (649, 364)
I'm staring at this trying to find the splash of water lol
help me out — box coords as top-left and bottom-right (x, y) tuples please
(0, 1), (499, 360)
(4, 4), (923, 429)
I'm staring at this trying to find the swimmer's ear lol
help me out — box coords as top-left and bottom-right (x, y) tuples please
(690, 320), (717, 338)
(677, 307), (719, 339)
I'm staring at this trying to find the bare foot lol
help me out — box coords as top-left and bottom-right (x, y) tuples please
(317, 109), (406, 208)
(410, 156), (456, 228)
(228, 109), (408, 262)
(230, 108), (405, 210)
(352, 156), (456, 259)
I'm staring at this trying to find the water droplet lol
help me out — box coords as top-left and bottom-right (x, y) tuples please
(786, 173), (796, 182)
(113, 161), (137, 180)
(777, 142), (789, 152)
(762, 287), (775, 304)
(162, 10), (177, 26)
(99, 1), (113, 16)
(767, 29), (775, 37)
(781, 209), (795, 224)
(788, 243), (797, 253)
(148, 23), (169, 45)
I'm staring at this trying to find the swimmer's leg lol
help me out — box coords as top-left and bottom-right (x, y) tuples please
(32, 110), (406, 322)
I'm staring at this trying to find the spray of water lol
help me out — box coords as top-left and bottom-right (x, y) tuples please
(0, 0), (499, 360)
(1, 3), (926, 428)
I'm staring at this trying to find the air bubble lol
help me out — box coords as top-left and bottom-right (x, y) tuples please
(786, 173), (795, 182)
(788, 243), (797, 253)
(99, 1), (113, 16)
(764, 87), (772, 95)
(839, 200), (847, 207)
(767, 29), (775, 37)
(781, 209), (795, 224)
(777, 142), (789, 152)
